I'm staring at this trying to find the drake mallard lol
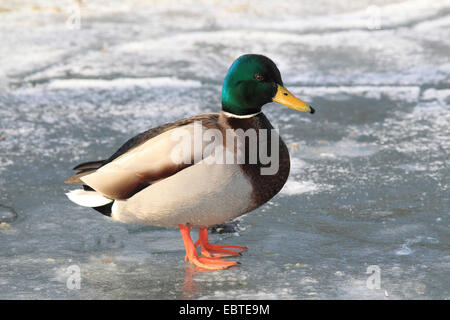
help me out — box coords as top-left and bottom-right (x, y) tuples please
(65, 54), (315, 270)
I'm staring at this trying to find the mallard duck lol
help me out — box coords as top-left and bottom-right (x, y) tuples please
(65, 54), (315, 270)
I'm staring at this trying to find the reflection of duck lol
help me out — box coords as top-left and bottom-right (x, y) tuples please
(182, 264), (203, 299)
(65, 54), (315, 270)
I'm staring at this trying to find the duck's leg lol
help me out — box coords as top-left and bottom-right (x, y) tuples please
(179, 224), (239, 270)
(197, 227), (248, 258)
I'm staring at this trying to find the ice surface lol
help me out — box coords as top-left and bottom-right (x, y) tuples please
(0, 0), (449, 299)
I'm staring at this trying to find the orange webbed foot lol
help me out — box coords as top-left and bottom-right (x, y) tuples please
(179, 224), (241, 271)
(197, 227), (248, 258)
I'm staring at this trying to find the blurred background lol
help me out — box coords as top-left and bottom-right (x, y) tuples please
(0, 0), (449, 299)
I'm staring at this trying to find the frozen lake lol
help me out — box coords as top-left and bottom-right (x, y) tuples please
(0, 0), (449, 299)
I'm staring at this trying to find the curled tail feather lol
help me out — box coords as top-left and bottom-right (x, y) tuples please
(65, 160), (106, 185)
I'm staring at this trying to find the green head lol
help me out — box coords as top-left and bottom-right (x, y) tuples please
(221, 54), (315, 116)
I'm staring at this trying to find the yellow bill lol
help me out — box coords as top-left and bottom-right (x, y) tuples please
(273, 84), (315, 114)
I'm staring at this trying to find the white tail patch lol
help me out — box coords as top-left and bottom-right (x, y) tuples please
(66, 189), (113, 207)
(111, 200), (119, 219)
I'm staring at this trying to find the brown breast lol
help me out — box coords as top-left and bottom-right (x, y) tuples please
(219, 112), (291, 210)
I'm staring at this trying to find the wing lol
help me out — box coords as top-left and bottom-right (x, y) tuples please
(66, 113), (220, 200)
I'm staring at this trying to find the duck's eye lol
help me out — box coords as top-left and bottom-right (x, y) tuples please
(254, 74), (264, 81)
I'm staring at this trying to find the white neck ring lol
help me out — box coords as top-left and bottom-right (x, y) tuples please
(222, 111), (261, 119)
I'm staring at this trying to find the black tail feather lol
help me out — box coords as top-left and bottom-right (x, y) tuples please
(92, 202), (113, 217)
(73, 160), (105, 171)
